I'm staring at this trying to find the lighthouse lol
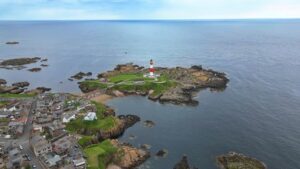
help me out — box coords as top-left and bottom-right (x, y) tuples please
(149, 59), (155, 78)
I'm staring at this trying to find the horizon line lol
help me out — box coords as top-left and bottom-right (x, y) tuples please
(1, 18), (300, 22)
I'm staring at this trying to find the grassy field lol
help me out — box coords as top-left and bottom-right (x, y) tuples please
(66, 101), (119, 134)
(81, 73), (177, 97)
(78, 136), (94, 147)
(83, 140), (118, 169)
(0, 93), (36, 98)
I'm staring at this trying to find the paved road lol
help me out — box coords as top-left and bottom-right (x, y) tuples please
(17, 99), (45, 169)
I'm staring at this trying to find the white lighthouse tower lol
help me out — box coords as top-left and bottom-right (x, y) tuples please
(149, 59), (155, 78)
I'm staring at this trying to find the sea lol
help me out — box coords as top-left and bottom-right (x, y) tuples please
(0, 20), (300, 169)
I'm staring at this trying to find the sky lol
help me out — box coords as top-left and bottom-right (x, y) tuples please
(0, 0), (300, 20)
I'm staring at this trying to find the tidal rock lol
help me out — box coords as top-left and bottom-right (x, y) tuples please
(71, 72), (92, 80)
(9, 88), (25, 94)
(28, 67), (41, 72)
(173, 155), (198, 169)
(0, 79), (7, 85)
(6, 41), (19, 45)
(190, 65), (202, 70)
(0, 57), (40, 66)
(140, 144), (151, 150)
(143, 120), (155, 128)
(216, 152), (267, 169)
(36, 87), (51, 93)
(159, 87), (198, 105)
(118, 115), (141, 128)
(111, 140), (150, 169)
(40, 58), (48, 62)
(12, 81), (30, 88)
(40, 64), (48, 67)
(0, 86), (18, 94)
(156, 149), (168, 158)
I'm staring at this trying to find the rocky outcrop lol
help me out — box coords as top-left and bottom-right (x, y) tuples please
(216, 152), (267, 169)
(0, 57), (40, 66)
(28, 67), (41, 72)
(156, 149), (168, 158)
(110, 140), (150, 169)
(173, 155), (198, 169)
(40, 64), (48, 67)
(12, 81), (30, 88)
(36, 87), (51, 93)
(71, 72), (92, 80)
(97, 115), (140, 140)
(6, 41), (19, 45)
(143, 120), (155, 128)
(0, 79), (7, 85)
(79, 63), (229, 105)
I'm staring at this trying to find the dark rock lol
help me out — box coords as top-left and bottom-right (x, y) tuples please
(68, 78), (74, 81)
(71, 72), (92, 80)
(36, 87), (51, 93)
(9, 88), (25, 94)
(12, 81), (30, 88)
(6, 41), (19, 45)
(140, 144), (151, 150)
(156, 149), (168, 157)
(159, 87), (198, 105)
(191, 65), (202, 70)
(0, 79), (7, 85)
(118, 114), (141, 128)
(0, 57), (40, 66)
(41, 58), (48, 62)
(174, 155), (198, 169)
(0, 86), (18, 94)
(40, 64), (48, 67)
(143, 120), (155, 128)
(28, 67), (41, 72)
(216, 152), (267, 169)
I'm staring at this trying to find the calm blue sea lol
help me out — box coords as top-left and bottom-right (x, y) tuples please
(1, 20), (300, 169)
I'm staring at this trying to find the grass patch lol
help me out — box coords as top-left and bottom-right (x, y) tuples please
(80, 80), (108, 90)
(78, 136), (94, 147)
(108, 73), (145, 83)
(66, 101), (119, 135)
(84, 140), (118, 169)
(0, 101), (9, 108)
(0, 93), (36, 98)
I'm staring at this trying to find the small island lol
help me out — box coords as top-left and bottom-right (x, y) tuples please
(78, 61), (229, 105)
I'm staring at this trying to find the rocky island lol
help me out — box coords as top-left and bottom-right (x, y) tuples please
(78, 63), (229, 105)
(0, 57), (47, 70)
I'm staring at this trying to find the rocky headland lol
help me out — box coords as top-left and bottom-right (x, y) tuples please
(216, 152), (267, 169)
(78, 63), (229, 105)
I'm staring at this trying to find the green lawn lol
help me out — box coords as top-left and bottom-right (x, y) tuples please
(80, 80), (108, 90)
(66, 101), (119, 134)
(0, 93), (36, 98)
(78, 136), (94, 147)
(84, 140), (118, 169)
(108, 73), (146, 83)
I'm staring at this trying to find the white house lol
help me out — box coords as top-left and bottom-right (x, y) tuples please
(84, 112), (97, 121)
(62, 113), (76, 123)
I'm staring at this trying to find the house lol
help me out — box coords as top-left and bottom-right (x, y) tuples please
(52, 135), (72, 155)
(73, 157), (86, 168)
(62, 113), (76, 123)
(33, 124), (43, 132)
(43, 153), (62, 168)
(31, 135), (52, 156)
(84, 112), (97, 121)
(6, 148), (24, 169)
(48, 120), (66, 137)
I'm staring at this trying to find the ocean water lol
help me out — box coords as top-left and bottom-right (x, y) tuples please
(1, 20), (300, 169)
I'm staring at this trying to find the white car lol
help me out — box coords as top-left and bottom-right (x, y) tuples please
(19, 145), (23, 150)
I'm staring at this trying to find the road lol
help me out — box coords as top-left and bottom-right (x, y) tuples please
(17, 99), (45, 169)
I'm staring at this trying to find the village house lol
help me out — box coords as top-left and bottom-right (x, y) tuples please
(6, 148), (24, 169)
(48, 120), (66, 138)
(42, 152), (62, 169)
(31, 135), (52, 156)
(84, 112), (97, 121)
(52, 135), (72, 155)
(62, 112), (76, 123)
